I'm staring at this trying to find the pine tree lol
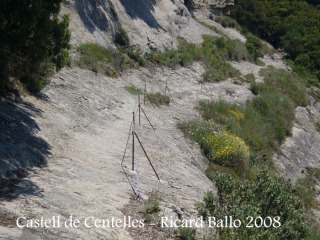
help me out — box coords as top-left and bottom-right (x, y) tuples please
(0, 0), (70, 94)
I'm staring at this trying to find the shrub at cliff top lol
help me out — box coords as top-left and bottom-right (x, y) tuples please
(0, 0), (70, 94)
(196, 171), (308, 240)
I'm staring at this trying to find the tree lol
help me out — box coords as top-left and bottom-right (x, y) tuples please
(245, 35), (263, 61)
(231, 0), (320, 83)
(196, 172), (308, 239)
(0, 0), (70, 94)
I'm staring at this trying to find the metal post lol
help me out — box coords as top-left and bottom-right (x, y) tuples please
(132, 111), (135, 171)
(138, 93), (141, 126)
(145, 91), (156, 109)
(140, 107), (156, 131)
(144, 81), (146, 105)
(134, 132), (160, 181)
(165, 80), (173, 99)
(165, 80), (167, 96)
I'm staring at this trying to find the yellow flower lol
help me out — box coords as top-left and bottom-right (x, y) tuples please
(205, 130), (250, 167)
(228, 109), (245, 121)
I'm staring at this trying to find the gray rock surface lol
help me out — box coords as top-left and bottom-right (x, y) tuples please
(62, 0), (191, 51)
(0, 63), (253, 239)
(275, 103), (320, 182)
(1, 3), (320, 239)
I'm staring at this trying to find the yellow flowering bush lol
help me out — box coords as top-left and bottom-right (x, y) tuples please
(205, 131), (250, 167)
(228, 109), (245, 121)
(178, 120), (250, 168)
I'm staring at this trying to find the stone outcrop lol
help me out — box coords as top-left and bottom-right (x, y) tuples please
(275, 101), (320, 182)
(61, 0), (234, 52)
(62, 0), (191, 51)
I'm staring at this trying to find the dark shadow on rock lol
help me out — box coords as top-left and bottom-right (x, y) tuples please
(183, 0), (194, 14)
(0, 169), (43, 200)
(35, 92), (51, 103)
(120, 0), (161, 29)
(0, 100), (50, 200)
(75, 0), (119, 33)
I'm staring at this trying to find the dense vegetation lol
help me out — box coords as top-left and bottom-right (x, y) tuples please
(179, 88), (295, 179)
(78, 36), (264, 82)
(125, 85), (142, 95)
(78, 43), (145, 77)
(177, 42), (319, 238)
(148, 36), (268, 82)
(196, 172), (308, 239)
(179, 65), (309, 180)
(231, 0), (320, 84)
(147, 92), (170, 106)
(0, 0), (70, 94)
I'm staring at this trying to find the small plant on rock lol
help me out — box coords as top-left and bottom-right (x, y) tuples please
(175, 227), (196, 240)
(125, 85), (142, 95)
(143, 192), (161, 223)
(147, 92), (170, 106)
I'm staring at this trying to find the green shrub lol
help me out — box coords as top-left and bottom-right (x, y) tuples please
(179, 120), (249, 168)
(261, 42), (275, 56)
(205, 131), (250, 167)
(231, 0), (320, 82)
(78, 43), (144, 77)
(125, 46), (146, 66)
(144, 197), (160, 215)
(295, 167), (320, 210)
(215, 16), (242, 31)
(78, 43), (117, 75)
(194, 93), (294, 171)
(148, 36), (241, 82)
(147, 92), (170, 106)
(196, 172), (308, 240)
(147, 38), (197, 67)
(221, 38), (251, 61)
(296, 175), (319, 209)
(175, 227), (196, 240)
(309, 88), (320, 102)
(78, 43), (113, 65)
(115, 27), (129, 46)
(306, 167), (320, 181)
(245, 35), (263, 61)
(202, 63), (239, 82)
(149, 35), (265, 82)
(143, 192), (160, 223)
(259, 66), (308, 106)
(202, 36), (250, 62)
(124, 85), (142, 95)
(178, 120), (221, 144)
(251, 91), (295, 142)
(243, 73), (255, 83)
(306, 219), (320, 240)
(147, 49), (177, 67)
(20, 61), (55, 92)
(0, 1), (70, 94)
(206, 162), (240, 181)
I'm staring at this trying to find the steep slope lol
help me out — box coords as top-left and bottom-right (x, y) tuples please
(62, 0), (235, 50)
(1, 1), (320, 239)
(0, 63), (253, 239)
(62, 0), (191, 51)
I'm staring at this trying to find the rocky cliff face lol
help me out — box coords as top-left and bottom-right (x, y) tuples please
(275, 101), (320, 182)
(61, 0), (234, 52)
(62, 0), (191, 51)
